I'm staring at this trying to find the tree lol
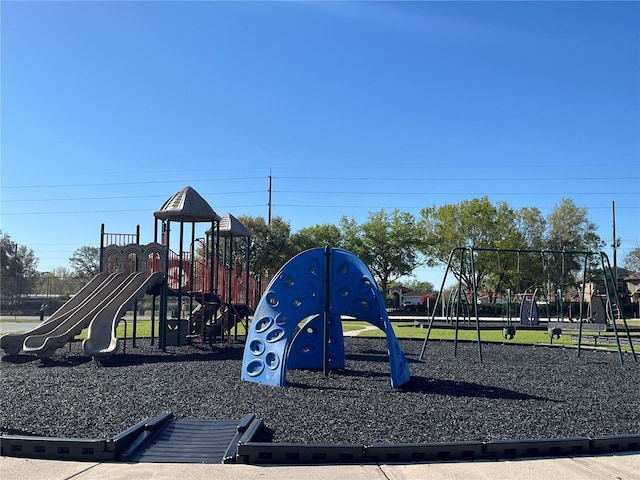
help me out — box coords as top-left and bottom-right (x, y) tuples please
(398, 279), (437, 296)
(236, 215), (294, 281)
(545, 198), (604, 293)
(340, 209), (422, 297)
(50, 266), (83, 296)
(0, 230), (39, 300)
(418, 197), (522, 297)
(623, 247), (640, 272)
(69, 246), (100, 281)
(289, 223), (343, 253)
(506, 207), (548, 294)
(515, 206), (547, 250)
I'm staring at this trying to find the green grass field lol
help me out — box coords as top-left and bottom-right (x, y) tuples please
(358, 320), (639, 352)
(3, 317), (638, 352)
(109, 318), (639, 352)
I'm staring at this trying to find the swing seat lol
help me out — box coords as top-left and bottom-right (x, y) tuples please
(548, 327), (562, 341)
(502, 325), (516, 340)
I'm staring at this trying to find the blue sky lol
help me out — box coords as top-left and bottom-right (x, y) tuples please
(1, 1), (638, 287)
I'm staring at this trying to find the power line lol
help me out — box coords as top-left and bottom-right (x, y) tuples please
(276, 175), (639, 182)
(1, 191), (266, 203)
(2, 174), (638, 190)
(274, 190), (638, 196)
(2, 184), (637, 204)
(0, 177), (265, 189)
(0, 204), (267, 216)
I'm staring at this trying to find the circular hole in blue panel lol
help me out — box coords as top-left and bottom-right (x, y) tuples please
(266, 292), (279, 307)
(305, 282), (317, 297)
(266, 327), (285, 342)
(353, 298), (370, 310)
(283, 276), (295, 287)
(265, 352), (279, 369)
(359, 276), (372, 290)
(338, 261), (349, 275)
(255, 316), (274, 333)
(339, 287), (349, 298)
(301, 344), (316, 355)
(246, 359), (265, 377)
(292, 298), (303, 307)
(275, 313), (288, 326)
(250, 339), (265, 355)
(308, 258), (320, 275)
(305, 326), (315, 335)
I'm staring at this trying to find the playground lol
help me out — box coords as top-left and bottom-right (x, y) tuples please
(1, 336), (639, 462)
(0, 186), (260, 360)
(1, 186), (639, 464)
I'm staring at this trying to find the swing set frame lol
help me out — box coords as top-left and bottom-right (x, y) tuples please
(419, 246), (637, 365)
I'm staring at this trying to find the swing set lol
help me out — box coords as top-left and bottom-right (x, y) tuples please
(419, 247), (637, 365)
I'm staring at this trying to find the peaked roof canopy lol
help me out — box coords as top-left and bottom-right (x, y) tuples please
(154, 186), (220, 222)
(212, 213), (251, 238)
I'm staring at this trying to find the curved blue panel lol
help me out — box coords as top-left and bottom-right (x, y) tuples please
(288, 312), (344, 370)
(328, 249), (410, 388)
(241, 248), (410, 387)
(241, 249), (330, 386)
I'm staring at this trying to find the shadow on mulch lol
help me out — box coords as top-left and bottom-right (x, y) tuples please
(1, 344), (246, 368)
(1, 354), (41, 364)
(95, 348), (245, 367)
(345, 349), (391, 363)
(0, 354), (93, 368)
(400, 375), (559, 402)
(38, 356), (93, 367)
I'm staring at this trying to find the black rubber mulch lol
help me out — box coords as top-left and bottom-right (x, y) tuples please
(1, 337), (638, 445)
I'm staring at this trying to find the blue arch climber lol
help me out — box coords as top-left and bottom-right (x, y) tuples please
(241, 247), (410, 388)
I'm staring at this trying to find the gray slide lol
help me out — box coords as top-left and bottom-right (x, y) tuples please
(0, 272), (163, 358)
(0, 272), (110, 355)
(82, 271), (163, 358)
(21, 273), (132, 357)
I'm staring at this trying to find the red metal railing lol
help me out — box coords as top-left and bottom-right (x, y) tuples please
(165, 249), (260, 310)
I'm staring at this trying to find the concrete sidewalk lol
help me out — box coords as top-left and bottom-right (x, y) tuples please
(2, 454), (639, 480)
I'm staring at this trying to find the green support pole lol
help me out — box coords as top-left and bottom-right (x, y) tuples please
(601, 253), (636, 364)
(420, 247), (458, 360)
(576, 254), (589, 358)
(468, 247), (482, 363)
(453, 248), (465, 357)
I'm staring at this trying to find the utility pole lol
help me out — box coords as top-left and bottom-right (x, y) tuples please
(268, 170), (272, 227)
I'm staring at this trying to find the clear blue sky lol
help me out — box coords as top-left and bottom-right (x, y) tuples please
(1, 1), (639, 287)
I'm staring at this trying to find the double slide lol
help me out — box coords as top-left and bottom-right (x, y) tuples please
(0, 272), (163, 358)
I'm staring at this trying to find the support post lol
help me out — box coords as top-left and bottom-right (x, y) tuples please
(132, 299), (138, 348)
(468, 247), (482, 363)
(226, 234), (234, 344)
(99, 223), (105, 272)
(151, 295), (156, 346)
(160, 221), (170, 351)
(323, 246), (331, 378)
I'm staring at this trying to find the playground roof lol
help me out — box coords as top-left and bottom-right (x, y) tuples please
(154, 186), (220, 222)
(618, 266), (640, 281)
(217, 213), (251, 238)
